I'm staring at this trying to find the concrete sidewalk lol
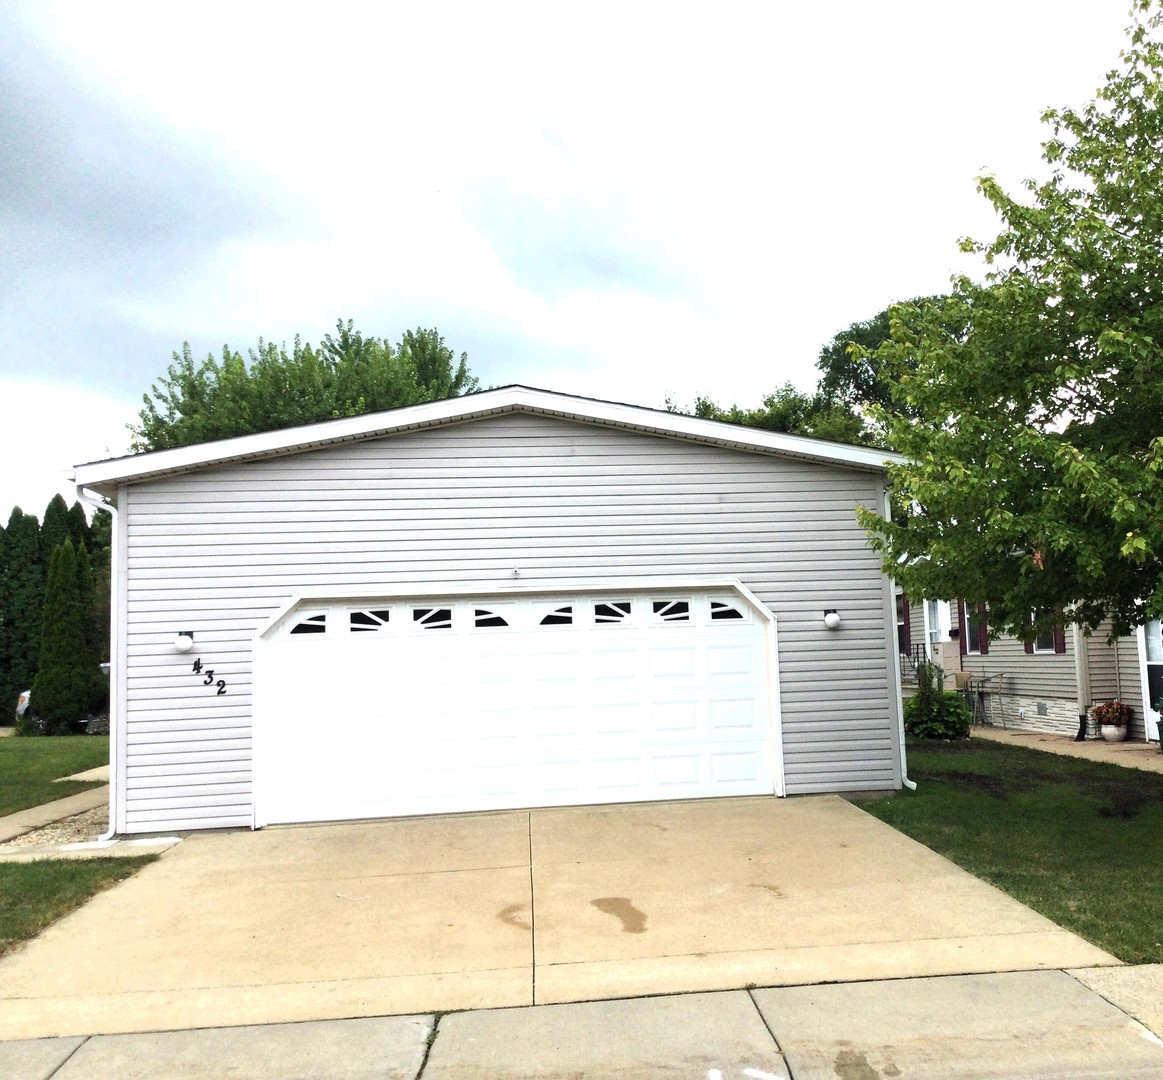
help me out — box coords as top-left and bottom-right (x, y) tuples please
(5, 969), (1163, 1079)
(972, 724), (1163, 772)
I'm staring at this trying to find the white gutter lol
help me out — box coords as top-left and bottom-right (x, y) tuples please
(76, 486), (119, 842)
(885, 489), (917, 791)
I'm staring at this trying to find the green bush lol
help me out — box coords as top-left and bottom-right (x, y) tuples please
(905, 661), (972, 740)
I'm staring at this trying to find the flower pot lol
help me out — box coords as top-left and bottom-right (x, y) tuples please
(1100, 724), (1128, 743)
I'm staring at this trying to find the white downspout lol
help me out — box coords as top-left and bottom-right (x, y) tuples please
(77, 486), (120, 842)
(1072, 623), (1091, 742)
(885, 489), (916, 791)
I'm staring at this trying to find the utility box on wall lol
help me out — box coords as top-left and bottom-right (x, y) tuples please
(932, 640), (962, 676)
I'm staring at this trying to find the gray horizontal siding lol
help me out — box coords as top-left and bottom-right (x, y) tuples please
(1087, 627), (1146, 739)
(959, 613), (1078, 700)
(118, 411), (900, 831)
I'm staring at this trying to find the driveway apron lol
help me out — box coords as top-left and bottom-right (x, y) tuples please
(0, 794), (1116, 1039)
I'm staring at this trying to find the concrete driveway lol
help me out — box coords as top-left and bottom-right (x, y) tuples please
(0, 794), (1115, 1040)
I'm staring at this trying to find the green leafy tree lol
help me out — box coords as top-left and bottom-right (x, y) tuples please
(816, 296), (952, 417)
(860, 1), (1163, 640)
(29, 540), (90, 734)
(672, 384), (878, 445)
(130, 320), (479, 452)
(0, 508), (43, 712)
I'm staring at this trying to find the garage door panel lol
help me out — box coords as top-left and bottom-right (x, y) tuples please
(254, 588), (779, 825)
(711, 751), (762, 784)
(650, 699), (699, 732)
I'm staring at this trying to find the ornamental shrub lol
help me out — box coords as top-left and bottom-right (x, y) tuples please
(904, 660), (972, 740)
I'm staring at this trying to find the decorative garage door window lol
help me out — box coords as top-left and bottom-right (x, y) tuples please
(276, 595), (753, 637)
(350, 609), (391, 632)
(413, 606), (453, 629)
(289, 612), (327, 634)
(594, 600), (631, 623)
(653, 599), (690, 622)
(475, 608), (509, 628)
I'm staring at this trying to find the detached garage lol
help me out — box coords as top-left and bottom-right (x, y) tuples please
(74, 386), (907, 834)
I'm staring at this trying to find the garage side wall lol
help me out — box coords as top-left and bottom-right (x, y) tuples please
(119, 413), (900, 831)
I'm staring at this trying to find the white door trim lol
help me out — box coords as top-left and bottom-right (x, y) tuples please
(1137, 624), (1161, 741)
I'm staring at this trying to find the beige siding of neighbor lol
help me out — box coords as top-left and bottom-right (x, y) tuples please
(1088, 625), (1146, 740)
(956, 608), (1076, 698)
(116, 412), (901, 831)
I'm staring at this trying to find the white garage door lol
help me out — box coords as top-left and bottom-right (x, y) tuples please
(253, 586), (781, 826)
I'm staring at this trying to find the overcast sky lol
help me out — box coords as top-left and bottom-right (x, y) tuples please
(0, 0), (1134, 520)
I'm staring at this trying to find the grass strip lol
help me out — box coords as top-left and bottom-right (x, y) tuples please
(856, 737), (1163, 963)
(0, 736), (109, 817)
(0, 856), (158, 957)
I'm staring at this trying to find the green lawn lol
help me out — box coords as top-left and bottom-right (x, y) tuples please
(0, 735), (110, 817)
(0, 857), (157, 957)
(856, 737), (1163, 964)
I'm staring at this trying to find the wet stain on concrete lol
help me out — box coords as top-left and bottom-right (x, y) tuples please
(497, 903), (531, 931)
(591, 896), (647, 933)
(833, 1049), (879, 1079)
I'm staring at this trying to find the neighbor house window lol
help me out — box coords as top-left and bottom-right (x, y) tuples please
(961, 602), (988, 655)
(1025, 614), (1066, 654)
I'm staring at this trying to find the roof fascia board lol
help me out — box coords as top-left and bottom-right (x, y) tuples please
(74, 385), (901, 489)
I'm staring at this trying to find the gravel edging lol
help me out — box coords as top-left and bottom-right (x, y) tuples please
(0, 805), (110, 851)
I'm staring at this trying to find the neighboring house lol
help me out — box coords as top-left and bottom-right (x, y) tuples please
(900, 593), (1158, 742)
(73, 386), (908, 835)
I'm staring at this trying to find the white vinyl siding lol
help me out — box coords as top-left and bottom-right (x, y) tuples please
(118, 412), (900, 831)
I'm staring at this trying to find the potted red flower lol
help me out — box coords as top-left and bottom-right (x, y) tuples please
(1091, 700), (1133, 742)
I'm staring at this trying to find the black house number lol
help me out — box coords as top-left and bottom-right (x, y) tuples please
(191, 657), (227, 696)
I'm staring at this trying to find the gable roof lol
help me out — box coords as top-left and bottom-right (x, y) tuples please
(73, 384), (902, 496)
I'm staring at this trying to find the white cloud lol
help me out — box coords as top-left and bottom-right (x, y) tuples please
(2, 0), (1138, 426)
(0, 381), (137, 519)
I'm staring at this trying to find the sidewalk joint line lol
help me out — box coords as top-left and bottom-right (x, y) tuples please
(49, 1033), (90, 1077)
(413, 1013), (441, 1079)
(745, 988), (791, 1075)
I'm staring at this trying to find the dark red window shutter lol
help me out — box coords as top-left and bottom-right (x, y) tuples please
(978, 604), (989, 655)
(902, 594), (911, 651)
(957, 601), (967, 655)
(1024, 639), (1034, 654)
(1054, 625), (1067, 654)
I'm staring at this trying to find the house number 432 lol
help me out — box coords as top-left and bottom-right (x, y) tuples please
(191, 658), (227, 696)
